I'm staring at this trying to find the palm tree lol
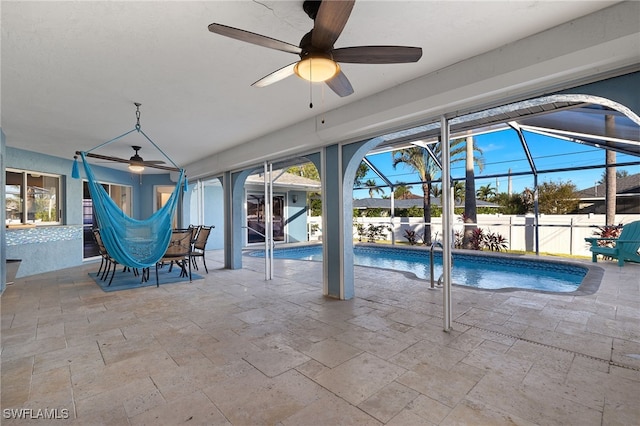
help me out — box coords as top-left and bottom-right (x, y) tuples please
(463, 136), (484, 249)
(353, 162), (371, 187)
(394, 182), (413, 200)
(393, 148), (435, 244)
(365, 179), (383, 198)
(393, 139), (474, 244)
(476, 183), (496, 201)
(431, 184), (442, 199)
(453, 181), (465, 203)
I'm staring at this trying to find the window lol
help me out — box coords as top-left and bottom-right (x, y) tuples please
(5, 169), (61, 226)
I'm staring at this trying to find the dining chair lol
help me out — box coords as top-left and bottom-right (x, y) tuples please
(190, 225), (213, 273)
(92, 228), (118, 285)
(155, 229), (192, 286)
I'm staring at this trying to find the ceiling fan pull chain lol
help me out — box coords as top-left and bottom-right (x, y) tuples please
(309, 78), (313, 109)
(321, 84), (325, 124)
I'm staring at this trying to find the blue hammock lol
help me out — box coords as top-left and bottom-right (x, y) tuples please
(78, 152), (185, 269)
(73, 105), (187, 269)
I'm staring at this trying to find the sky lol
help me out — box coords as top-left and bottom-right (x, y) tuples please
(353, 128), (639, 199)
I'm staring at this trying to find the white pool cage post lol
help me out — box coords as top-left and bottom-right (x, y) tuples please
(441, 115), (453, 332)
(264, 161), (274, 280)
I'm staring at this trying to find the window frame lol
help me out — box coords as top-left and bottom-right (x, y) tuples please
(5, 168), (63, 226)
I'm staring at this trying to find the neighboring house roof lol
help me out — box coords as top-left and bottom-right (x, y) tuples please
(575, 173), (640, 198)
(246, 170), (321, 191)
(353, 197), (499, 209)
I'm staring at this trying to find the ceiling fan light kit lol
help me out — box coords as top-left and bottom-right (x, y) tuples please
(207, 0), (421, 98)
(294, 55), (340, 82)
(128, 164), (145, 173)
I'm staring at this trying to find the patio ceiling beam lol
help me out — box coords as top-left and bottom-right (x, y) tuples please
(508, 122), (538, 175)
(516, 125), (640, 157)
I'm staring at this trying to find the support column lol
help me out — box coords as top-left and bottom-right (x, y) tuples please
(223, 169), (252, 269)
(322, 145), (350, 298)
(440, 117), (453, 332)
(605, 115), (616, 226)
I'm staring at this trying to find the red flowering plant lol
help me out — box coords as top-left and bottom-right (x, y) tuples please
(592, 223), (623, 248)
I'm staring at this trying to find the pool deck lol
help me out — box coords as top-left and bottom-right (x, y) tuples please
(2, 250), (639, 425)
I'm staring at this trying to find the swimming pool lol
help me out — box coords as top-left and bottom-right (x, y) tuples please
(248, 244), (590, 292)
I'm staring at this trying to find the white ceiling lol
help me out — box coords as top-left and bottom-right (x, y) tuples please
(1, 1), (621, 171)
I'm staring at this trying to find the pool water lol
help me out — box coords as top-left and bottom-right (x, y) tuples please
(249, 244), (588, 292)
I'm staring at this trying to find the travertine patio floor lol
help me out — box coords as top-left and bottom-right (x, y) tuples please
(2, 250), (639, 425)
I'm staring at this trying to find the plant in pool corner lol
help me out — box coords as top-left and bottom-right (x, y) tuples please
(457, 227), (508, 252)
(403, 229), (418, 245)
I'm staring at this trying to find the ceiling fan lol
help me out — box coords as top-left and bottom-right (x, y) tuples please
(127, 146), (165, 173)
(207, 0), (422, 97)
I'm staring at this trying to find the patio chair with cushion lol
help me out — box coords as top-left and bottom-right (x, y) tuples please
(156, 229), (192, 286)
(190, 225), (214, 273)
(585, 220), (640, 266)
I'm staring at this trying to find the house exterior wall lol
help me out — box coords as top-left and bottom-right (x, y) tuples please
(244, 184), (312, 245)
(578, 197), (640, 215)
(285, 190), (308, 243)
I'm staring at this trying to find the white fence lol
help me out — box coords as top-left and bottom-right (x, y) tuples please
(309, 214), (640, 257)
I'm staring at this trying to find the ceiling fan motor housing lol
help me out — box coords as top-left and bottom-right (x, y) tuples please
(303, 1), (321, 20)
(130, 146), (144, 164)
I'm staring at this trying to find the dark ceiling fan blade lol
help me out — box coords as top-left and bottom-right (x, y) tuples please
(325, 70), (354, 97)
(252, 62), (297, 87)
(76, 151), (179, 172)
(142, 160), (166, 165)
(312, 0), (355, 51)
(208, 23), (301, 55)
(333, 46), (423, 64)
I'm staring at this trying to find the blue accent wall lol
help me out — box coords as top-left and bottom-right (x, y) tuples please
(135, 173), (176, 220)
(203, 180), (224, 249)
(4, 147), (175, 278)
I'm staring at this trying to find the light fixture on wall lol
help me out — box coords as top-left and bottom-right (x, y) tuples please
(292, 195), (298, 203)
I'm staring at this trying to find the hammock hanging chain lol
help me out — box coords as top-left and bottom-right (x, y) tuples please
(135, 102), (141, 131)
(82, 102), (180, 170)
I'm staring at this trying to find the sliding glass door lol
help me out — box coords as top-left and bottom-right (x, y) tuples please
(246, 193), (284, 244)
